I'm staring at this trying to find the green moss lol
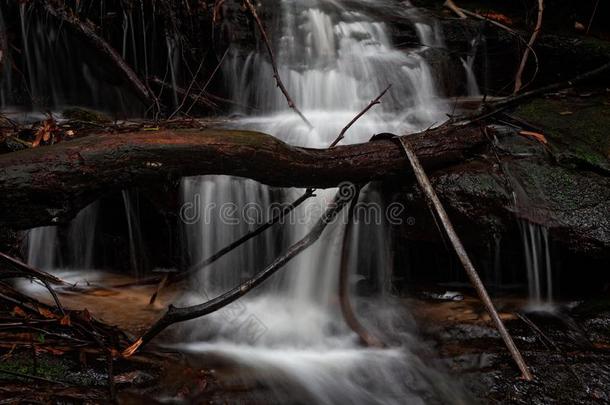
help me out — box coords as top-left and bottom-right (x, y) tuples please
(514, 95), (610, 173)
(0, 353), (69, 381)
(62, 107), (111, 123)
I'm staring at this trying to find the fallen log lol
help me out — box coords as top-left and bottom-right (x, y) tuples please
(145, 85), (392, 300)
(0, 125), (488, 229)
(0, 252), (65, 285)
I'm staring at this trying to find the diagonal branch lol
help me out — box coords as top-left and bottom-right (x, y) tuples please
(514, 0), (544, 94)
(124, 184), (355, 355)
(38, 0), (158, 109)
(243, 0), (314, 130)
(329, 85), (392, 148)
(396, 137), (533, 381)
(0, 252), (65, 285)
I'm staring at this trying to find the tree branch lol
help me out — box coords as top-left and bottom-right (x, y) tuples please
(124, 184), (356, 355)
(38, 0), (158, 109)
(514, 0), (544, 93)
(243, 0), (314, 130)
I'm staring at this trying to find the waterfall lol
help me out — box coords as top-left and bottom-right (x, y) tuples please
(1, 2), (139, 113)
(460, 39), (480, 96)
(519, 220), (554, 311)
(26, 203), (99, 272)
(26, 226), (58, 271)
(67, 203), (99, 270)
(177, 1), (466, 403)
(122, 190), (147, 277)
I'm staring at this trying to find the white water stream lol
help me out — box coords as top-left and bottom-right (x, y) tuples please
(174, 1), (466, 403)
(16, 1), (479, 402)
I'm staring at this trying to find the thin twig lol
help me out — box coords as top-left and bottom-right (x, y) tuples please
(184, 48), (230, 116)
(447, 3), (540, 92)
(455, 61), (610, 124)
(168, 53), (208, 119)
(586, 0), (599, 35)
(514, 0), (544, 94)
(243, 0), (314, 130)
(329, 85), (391, 148)
(148, 188), (315, 304)
(396, 137), (533, 381)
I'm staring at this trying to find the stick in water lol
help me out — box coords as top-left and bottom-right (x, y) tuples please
(338, 185), (385, 348)
(396, 137), (533, 381)
(125, 184), (356, 355)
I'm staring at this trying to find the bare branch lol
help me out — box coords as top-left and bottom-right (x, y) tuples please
(396, 137), (533, 381)
(514, 0), (544, 93)
(124, 184), (355, 355)
(243, 0), (314, 130)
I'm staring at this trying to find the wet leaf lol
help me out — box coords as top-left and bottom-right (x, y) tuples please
(32, 118), (58, 147)
(519, 130), (548, 145)
(11, 306), (27, 318)
(477, 11), (513, 25)
(38, 306), (57, 319)
(60, 314), (71, 326)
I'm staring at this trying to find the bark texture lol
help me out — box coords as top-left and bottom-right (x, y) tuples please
(0, 125), (487, 229)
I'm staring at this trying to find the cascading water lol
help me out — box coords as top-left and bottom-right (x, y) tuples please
(519, 220), (554, 311)
(177, 1), (467, 403)
(122, 190), (147, 277)
(461, 39), (480, 97)
(67, 202), (99, 270)
(26, 204), (99, 271)
(26, 226), (58, 271)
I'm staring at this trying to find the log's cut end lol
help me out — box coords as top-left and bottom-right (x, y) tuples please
(122, 337), (143, 358)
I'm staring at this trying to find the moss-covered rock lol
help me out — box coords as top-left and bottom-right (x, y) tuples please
(514, 94), (610, 174)
(61, 107), (112, 124)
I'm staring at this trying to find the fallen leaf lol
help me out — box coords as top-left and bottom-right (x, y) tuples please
(38, 306), (57, 319)
(60, 314), (71, 326)
(12, 306), (27, 318)
(32, 117), (58, 147)
(476, 11), (513, 25)
(559, 111), (573, 115)
(519, 130), (548, 145)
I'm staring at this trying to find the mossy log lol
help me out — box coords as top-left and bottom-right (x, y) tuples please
(0, 125), (487, 229)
